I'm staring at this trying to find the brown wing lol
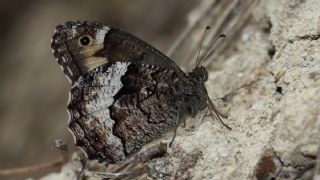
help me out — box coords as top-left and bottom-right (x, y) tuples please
(51, 21), (186, 84)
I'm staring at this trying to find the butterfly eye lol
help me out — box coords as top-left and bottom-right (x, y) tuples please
(78, 35), (92, 46)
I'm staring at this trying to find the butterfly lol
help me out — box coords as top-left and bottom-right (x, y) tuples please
(51, 21), (227, 164)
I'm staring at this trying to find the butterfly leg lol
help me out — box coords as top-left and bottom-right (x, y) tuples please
(169, 126), (179, 147)
(169, 118), (188, 147)
(207, 96), (232, 130)
(169, 108), (182, 147)
(181, 118), (187, 128)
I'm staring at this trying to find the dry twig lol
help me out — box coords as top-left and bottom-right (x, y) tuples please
(0, 139), (68, 177)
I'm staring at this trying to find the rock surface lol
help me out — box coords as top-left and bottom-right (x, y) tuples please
(169, 0), (320, 179)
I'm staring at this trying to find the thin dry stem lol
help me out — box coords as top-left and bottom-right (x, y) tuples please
(166, 1), (218, 58)
(314, 144), (320, 179)
(0, 139), (68, 177)
(0, 158), (63, 176)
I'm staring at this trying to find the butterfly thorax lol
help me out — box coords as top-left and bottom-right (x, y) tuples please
(183, 66), (209, 116)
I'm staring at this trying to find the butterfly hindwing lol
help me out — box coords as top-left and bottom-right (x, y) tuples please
(68, 61), (185, 163)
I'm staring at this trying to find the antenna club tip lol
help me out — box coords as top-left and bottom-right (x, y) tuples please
(220, 34), (226, 38)
(206, 26), (211, 29)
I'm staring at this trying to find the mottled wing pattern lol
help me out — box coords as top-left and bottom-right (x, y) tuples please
(110, 63), (182, 154)
(68, 61), (184, 163)
(68, 62), (129, 163)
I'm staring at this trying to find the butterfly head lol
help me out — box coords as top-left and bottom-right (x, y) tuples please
(51, 21), (110, 83)
(190, 66), (208, 83)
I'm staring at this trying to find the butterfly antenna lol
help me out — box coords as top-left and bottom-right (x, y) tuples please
(195, 26), (211, 67)
(197, 33), (226, 66)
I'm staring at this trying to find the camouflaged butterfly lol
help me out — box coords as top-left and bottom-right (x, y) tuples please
(51, 21), (223, 164)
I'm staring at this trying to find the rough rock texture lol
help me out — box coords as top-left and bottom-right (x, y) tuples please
(165, 0), (320, 179)
(41, 0), (320, 179)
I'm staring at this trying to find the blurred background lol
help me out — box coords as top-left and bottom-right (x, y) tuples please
(0, 0), (197, 178)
